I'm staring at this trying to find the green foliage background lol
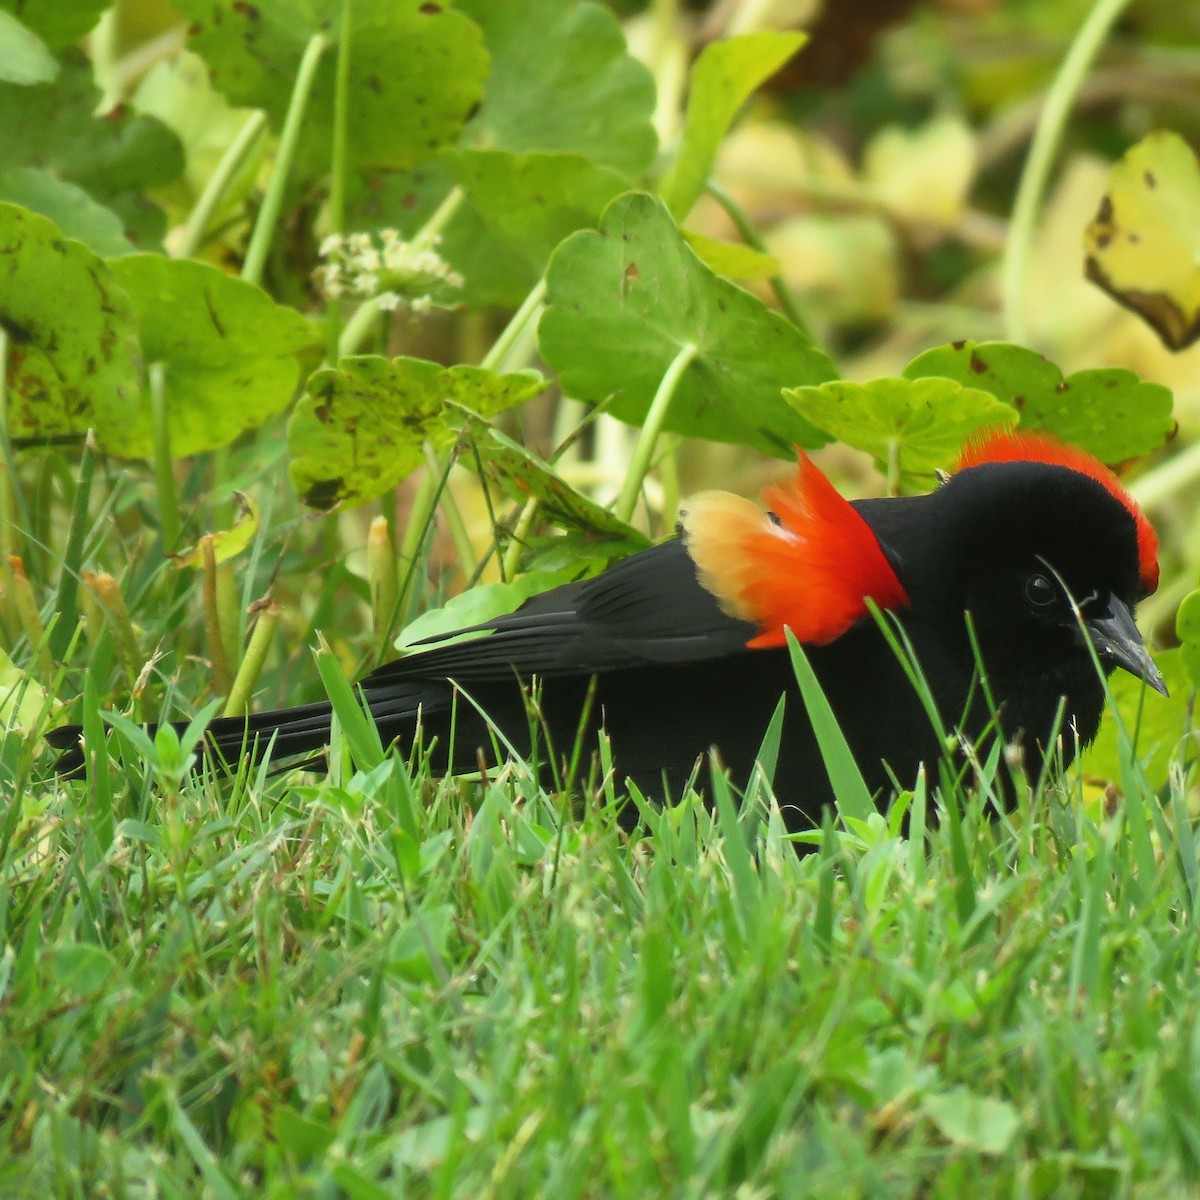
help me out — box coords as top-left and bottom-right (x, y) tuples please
(3, 0), (1200, 1193)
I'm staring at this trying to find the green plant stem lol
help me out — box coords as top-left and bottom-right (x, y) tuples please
(337, 297), (382, 359)
(149, 363), (181, 552)
(325, 2), (354, 357)
(706, 180), (816, 340)
(50, 431), (96, 661)
(422, 185), (466, 244)
(1001, 0), (1133, 344)
(424, 444), (477, 578)
(178, 111), (268, 260)
(242, 33), (329, 287)
(328, 2), (353, 243)
(502, 498), (540, 581)
(223, 599), (279, 718)
(615, 341), (698, 525)
(396, 466), (441, 617)
(201, 537), (234, 697)
(481, 278), (548, 372)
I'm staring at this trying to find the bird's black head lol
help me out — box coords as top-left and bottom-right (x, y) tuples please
(908, 456), (1162, 757)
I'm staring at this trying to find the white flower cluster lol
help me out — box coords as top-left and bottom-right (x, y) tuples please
(317, 229), (464, 314)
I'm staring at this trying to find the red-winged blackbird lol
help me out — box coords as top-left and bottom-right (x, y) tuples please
(50, 431), (1164, 830)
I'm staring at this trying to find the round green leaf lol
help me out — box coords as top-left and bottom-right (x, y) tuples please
(659, 31), (805, 219)
(539, 192), (836, 458)
(0, 50), (183, 249)
(0, 203), (140, 445)
(0, 167), (133, 257)
(1084, 131), (1200, 350)
(457, 0), (656, 175)
(445, 149), (628, 276)
(904, 340), (1173, 464)
(289, 356), (547, 509)
(108, 256), (320, 459)
(783, 377), (1016, 485)
(0, 10), (56, 85)
(178, 0), (488, 173)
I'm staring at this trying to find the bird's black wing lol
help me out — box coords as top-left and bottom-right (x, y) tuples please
(362, 538), (757, 690)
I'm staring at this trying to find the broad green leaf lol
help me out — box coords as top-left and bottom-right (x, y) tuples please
(0, 50), (183, 248)
(169, 493), (260, 569)
(289, 356), (547, 509)
(397, 569), (578, 650)
(178, 0), (488, 173)
(108, 256), (320, 459)
(0, 203), (141, 446)
(1176, 589), (1200, 689)
(460, 424), (652, 551)
(0, 0), (106, 47)
(539, 192), (836, 458)
(684, 230), (780, 281)
(458, 0), (656, 175)
(444, 149), (628, 282)
(0, 9), (56, 84)
(0, 167), (132, 256)
(783, 377), (1016, 485)
(922, 1088), (1020, 1155)
(904, 340), (1173, 464)
(1084, 131), (1200, 350)
(1080, 648), (1189, 789)
(659, 31), (805, 218)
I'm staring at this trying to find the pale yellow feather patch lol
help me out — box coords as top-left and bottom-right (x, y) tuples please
(680, 490), (792, 624)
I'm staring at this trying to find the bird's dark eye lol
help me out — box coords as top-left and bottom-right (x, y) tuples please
(1025, 573), (1056, 608)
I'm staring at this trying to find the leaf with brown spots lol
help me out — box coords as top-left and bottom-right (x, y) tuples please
(288, 356), (547, 510)
(783, 377), (1015, 488)
(176, 0), (488, 174)
(1084, 131), (1200, 351)
(108, 255), (320, 458)
(0, 203), (140, 447)
(904, 340), (1172, 465)
(458, 421), (651, 553)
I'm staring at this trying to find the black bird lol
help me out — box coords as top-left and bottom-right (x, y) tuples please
(50, 431), (1165, 830)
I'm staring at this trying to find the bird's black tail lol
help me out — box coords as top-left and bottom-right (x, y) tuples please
(46, 700), (340, 777)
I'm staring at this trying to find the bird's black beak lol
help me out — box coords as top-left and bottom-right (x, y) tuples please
(1079, 593), (1168, 696)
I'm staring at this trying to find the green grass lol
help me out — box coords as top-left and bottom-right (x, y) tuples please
(5, 677), (1200, 1197)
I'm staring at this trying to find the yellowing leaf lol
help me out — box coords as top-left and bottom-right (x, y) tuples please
(1084, 131), (1200, 350)
(169, 492), (259, 568)
(0, 647), (57, 732)
(863, 114), (977, 226)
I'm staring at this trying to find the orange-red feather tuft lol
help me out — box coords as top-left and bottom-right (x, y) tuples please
(955, 430), (1159, 595)
(681, 453), (910, 648)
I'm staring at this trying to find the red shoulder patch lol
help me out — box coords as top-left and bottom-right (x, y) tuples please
(681, 452), (910, 648)
(955, 430), (1159, 595)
